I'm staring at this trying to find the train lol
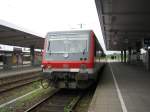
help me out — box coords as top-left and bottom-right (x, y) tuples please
(41, 30), (104, 89)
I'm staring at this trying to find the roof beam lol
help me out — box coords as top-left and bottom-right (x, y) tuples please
(0, 35), (41, 41)
(102, 12), (150, 16)
(105, 29), (150, 33)
(0, 31), (26, 37)
(104, 24), (150, 27)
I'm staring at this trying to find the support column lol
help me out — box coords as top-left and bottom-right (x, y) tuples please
(121, 50), (123, 62)
(3, 55), (12, 70)
(128, 48), (131, 64)
(148, 50), (150, 70)
(30, 45), (35, 66)
(124, 50), (126, 63)
(146, 49), (150, 71)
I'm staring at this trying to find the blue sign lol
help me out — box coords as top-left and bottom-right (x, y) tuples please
(144, 39), (150, 46)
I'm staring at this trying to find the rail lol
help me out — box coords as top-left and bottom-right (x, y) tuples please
(24, 89), (84, 112)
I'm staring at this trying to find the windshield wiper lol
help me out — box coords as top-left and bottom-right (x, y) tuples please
(47, 41), (51, 55)
(83, 40), (87, 55)
(83, 48), (86, 55)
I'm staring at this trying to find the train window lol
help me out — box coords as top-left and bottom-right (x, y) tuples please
(46, 34), (89, 54)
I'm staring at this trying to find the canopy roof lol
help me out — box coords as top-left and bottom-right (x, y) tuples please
(0, 19), (44, 49)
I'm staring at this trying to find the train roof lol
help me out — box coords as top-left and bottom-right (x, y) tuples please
(46, 30), (104, 54)
(47, 30), (93, 36)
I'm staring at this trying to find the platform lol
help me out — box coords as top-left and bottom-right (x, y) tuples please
(0, 66), (42, 79)
(89, 62), (150, 112)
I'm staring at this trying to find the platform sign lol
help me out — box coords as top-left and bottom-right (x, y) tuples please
(144, 39), (150, 46)
(13, 47), (22, 53)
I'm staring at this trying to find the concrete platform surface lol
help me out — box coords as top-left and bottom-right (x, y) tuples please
(0, 66), (42, 78)
(89, 62), (150, 112)
(88, 64), (122, 112)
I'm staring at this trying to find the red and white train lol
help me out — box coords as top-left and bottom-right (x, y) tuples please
(41, 30), (104, 89)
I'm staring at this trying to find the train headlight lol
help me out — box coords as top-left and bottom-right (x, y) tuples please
(41, 65), (51, 69)
(41, 65), (44, 68)
(47, 65), (52, 69)
(41, 65), (47, 69)
(42, 65), (52, 73)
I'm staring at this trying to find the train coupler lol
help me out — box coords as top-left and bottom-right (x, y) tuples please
(75, 73), (89, 81)
(64, 75), (69, 88)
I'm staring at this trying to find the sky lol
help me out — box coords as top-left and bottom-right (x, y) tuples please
(0, 0), (107, 53)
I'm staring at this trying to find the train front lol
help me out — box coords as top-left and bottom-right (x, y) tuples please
(41, 31), (94, 89)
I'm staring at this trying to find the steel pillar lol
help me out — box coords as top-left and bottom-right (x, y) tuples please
(128, 48), (131, 64)
(146, 49), (150, 71)
(121, 51), (123, 62)
(30, 45), (35, 66)
(124, 50), (126, 63)
(3, 55), (12, 70)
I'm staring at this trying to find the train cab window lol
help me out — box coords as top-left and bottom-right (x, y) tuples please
(46, 34), (89, 54)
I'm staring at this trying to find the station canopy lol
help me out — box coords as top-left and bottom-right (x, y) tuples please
(0, 20), (44, 49)
(95, 0), (150, 51)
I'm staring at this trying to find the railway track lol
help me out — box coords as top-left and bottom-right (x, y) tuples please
(25, 89), (84, 112)
(0, 71), (42, 93)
